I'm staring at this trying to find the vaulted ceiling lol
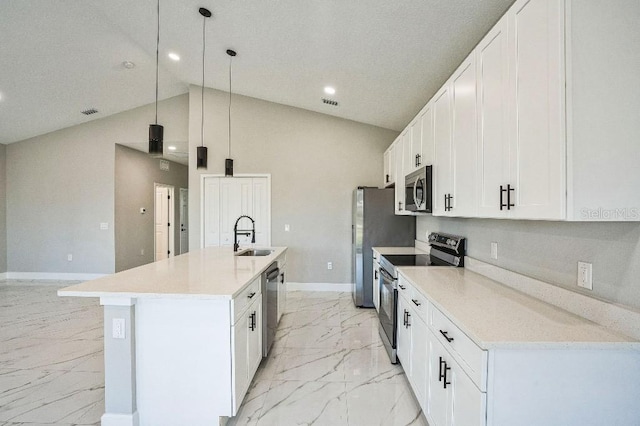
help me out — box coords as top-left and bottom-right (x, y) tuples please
(0, 0), (514, 160)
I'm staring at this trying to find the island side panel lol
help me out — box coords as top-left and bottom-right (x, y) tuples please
(101, 298), (139, 426)
(135, 298), (233, 426)
(487, 348), (640, 425)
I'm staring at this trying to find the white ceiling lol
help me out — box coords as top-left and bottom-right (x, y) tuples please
(0, 0), (514, 162)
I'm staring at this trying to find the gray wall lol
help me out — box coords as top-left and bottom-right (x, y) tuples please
(416, 216), (640, 310)
(6, 94), (188, 275)
(188, 86), (398, 284)
(115, 145), (188, 272)
(0, 144), (6, 273)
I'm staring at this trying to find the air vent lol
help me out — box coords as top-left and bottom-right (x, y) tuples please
(322, 98), (339, 107)
(81, 108), (99, 115)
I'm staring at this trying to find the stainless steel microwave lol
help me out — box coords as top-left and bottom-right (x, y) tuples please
(405, 166), (432, 213)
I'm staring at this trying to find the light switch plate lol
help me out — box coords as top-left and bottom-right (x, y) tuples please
(491, 242), (498, 260)
(100, 222), (109, 230)
(577, 261), (593, 290)
(112, 318), (126, 339)
(285, 224), (290, 232)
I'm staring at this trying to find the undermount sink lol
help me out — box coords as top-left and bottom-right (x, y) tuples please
(235, 249), (274, 257)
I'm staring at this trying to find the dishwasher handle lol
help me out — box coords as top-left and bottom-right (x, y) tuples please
(266, 267), (280, 281)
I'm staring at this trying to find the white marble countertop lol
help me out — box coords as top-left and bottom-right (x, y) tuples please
(372, 246), (428, 255)
(399, 266), (640, 349)
(58, 247), (287, 300)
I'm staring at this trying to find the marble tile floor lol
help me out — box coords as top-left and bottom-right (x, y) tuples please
(0, 281), (427, 426)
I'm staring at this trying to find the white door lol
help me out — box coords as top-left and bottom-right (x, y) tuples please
(179, 188), (189, 254)
(202, 176), (271, 248)
(154, 184), (174, 261)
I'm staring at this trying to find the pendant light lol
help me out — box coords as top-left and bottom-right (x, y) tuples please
(225, 49), (236, 177)
(197, 7), (212, 169)
(148, 0), (163, 157)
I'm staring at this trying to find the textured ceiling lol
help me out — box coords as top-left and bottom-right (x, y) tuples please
(0, 0), (515, 163)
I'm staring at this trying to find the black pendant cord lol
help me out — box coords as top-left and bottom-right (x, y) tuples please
(201, 15), (206, 148)
(155, 0), (159, 125)
(228, 53), (232, 158)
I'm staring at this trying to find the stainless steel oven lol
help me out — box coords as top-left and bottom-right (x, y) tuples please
(377, 232), (466, 364)
(378, 266), (397, 362)
(405, 166), (432, 213)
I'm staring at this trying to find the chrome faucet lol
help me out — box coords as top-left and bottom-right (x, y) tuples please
(233, 215), (256, 252)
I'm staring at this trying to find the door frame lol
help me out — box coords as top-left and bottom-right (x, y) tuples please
(199, 173), (272, 249)
(154, 183), (175, 261)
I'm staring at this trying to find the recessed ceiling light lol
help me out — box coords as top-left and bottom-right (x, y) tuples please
(168, 146), (177, 151)
(324, 86), (336, 95)
(168, 53), (180, 61)
(122, 61), (136, 69)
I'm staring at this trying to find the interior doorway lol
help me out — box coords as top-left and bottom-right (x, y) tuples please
(154, 183), (175, 261)
(179, 188), (189, 254)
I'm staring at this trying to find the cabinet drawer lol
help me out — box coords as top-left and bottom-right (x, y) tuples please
(232, 276), (261, 323)
(430, 306), (487, 391)
(409, 286), (429, 322)
(397, 275), (411, 298)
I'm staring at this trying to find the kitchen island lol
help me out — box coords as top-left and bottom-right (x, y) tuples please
(58, 246), (287, 426)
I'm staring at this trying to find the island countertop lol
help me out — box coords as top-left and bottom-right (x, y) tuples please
(58, 246), (287, 300)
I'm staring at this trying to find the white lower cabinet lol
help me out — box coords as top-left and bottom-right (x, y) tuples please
(427, 330), (486, 426)
(232, 294), (262, 414)
(372, 253), (380, 312)
(396, 283), (430, 409)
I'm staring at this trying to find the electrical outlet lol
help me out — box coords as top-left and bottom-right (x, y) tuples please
(112, 318), (126, 339)
(577, 261), (593, 290)
(491, 242), (498, 260)
(67, 254), (73, 261)
(140, 248), (145, 256)
(327, 262), (333, 270)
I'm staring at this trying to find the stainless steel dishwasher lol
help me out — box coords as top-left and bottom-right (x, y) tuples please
(262, 262), (279, 357)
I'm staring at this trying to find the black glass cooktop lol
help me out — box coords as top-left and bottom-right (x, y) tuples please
(381, 254), (434, 267)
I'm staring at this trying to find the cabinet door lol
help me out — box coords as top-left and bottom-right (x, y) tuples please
(383, 147), (392, 187)
(450, 363), (487, 426)
(395, 135), (410, 215)
(477, 15), (510, 218)
(389, 141), (397, 186)
(372, 261), (380, 312)
(433, 85), (453, 216)
(404, 125), (416, 175)
(427, 331), (450, 426)
(508, 0), (565, 220)
(232, 311), (250, 413)
(247, 295), (263, 378)
(410, 314), (429, 410)
(419, 104), (434, 167)
(451, 55), (478, 217)
(396, 296), (411, 370)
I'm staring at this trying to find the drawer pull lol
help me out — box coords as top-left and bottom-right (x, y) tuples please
(403, 310), (408, 327)
(406, 311), (411, 328)
(438, 356), (445, 382)
(248, 292), (256, 299)
(411, 299), (421, 307)
(443, 362), (451, 389)
(439, 330), (454, 343)
(398, 285), (406, 290)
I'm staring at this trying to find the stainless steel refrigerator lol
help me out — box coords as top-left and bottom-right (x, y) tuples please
(352, 187), (416, 307)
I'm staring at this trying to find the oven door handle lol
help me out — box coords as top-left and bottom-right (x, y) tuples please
(379, 267), (396, 289)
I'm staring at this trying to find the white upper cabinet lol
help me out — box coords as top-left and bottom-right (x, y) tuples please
(433, 85), (453, 216)
(450, 54), (479, 217)
(395, 132), (411, 215)
(477, 15), (510, 218)
(419, 104), (435, 169)
(383, 141), (397, 188)
(507, 0), (565, 220)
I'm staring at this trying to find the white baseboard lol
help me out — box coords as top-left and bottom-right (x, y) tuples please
(1, 272), (108, 281)
(101, 412), (139, 426)
(287, 282), (352, 292)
